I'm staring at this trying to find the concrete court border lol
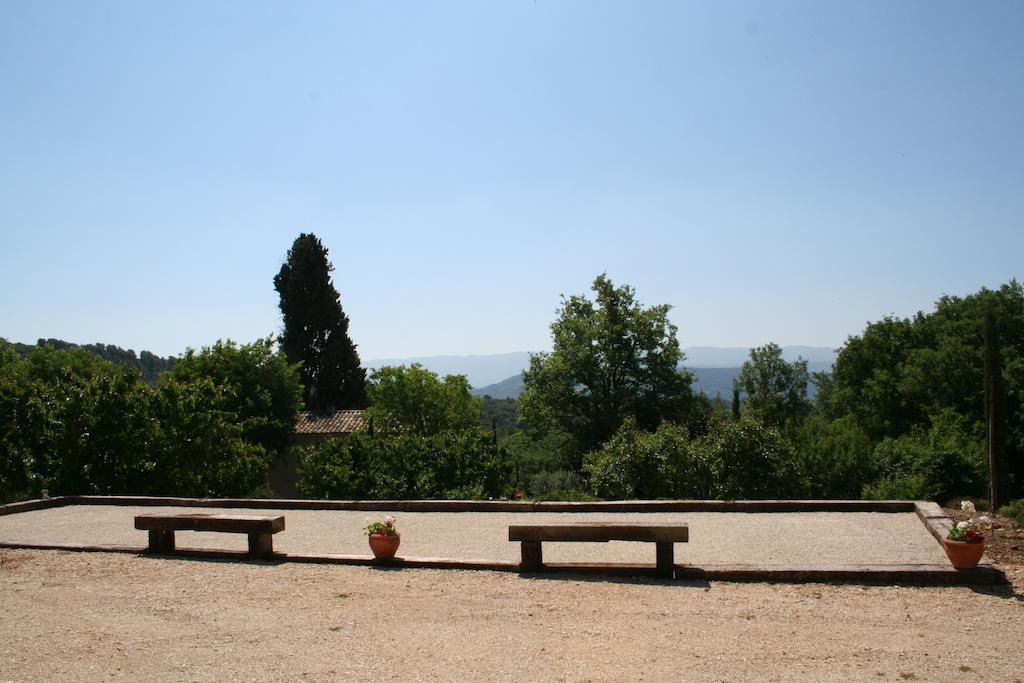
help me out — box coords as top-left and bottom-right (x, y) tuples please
(0, 495), (1007, 585)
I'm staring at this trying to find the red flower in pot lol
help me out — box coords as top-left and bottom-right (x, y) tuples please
(364, 516), (401, 559)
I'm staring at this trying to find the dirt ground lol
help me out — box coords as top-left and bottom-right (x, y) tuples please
(2, 508), (1022, 681)
(1, 548), (1022, 682)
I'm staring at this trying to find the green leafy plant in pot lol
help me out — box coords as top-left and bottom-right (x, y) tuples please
(944, 501), (989, 569)
(365, 516), (400, 559)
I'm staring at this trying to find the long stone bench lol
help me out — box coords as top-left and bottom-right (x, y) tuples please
(134, 513), (285, 559)
(508, 522), (689, 578)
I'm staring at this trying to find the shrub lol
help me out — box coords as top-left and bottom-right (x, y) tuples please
(862, 473), (933, 501)
(526, 469), (585, 498)
(864, 412), (985, 502)
(583, 419), (712, 499)
(298, 429), (510, 500)
(297, 438), (357, 499)
(0, 338), (301, 500)
(13, 346), (155, 496)
(998, 499), (1024, 526)
(161, 338), (302, 460)
(695, 418), (802, 499)
(531, 488), (600, 502)
(794, 414), (873, 498)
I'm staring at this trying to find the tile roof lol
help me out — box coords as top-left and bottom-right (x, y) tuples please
(295, 410), (365, 434)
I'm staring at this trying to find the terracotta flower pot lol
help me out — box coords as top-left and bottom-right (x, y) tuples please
(943, 538), (985, 569)
(368, 533), (401, 559)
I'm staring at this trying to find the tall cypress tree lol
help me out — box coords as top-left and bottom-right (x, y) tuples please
(274, 233), (368, 410)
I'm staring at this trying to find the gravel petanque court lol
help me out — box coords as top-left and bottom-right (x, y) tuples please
(0, 505), (949, 565)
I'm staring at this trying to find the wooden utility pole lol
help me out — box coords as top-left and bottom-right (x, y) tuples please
(984, 305), (1003, 511)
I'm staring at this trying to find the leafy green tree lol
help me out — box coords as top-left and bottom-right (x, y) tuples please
(0, 343), (36, 501)
(148, 377), (272, 497)
(693, 418), (802, 499)
(4, 345), (154, 496)
(12, 338), (176, 385)
(793, 414), (873, 499)
(0, 338), (304, 500)
(297, 430), (509, 500)
(584, 418), (715, 499)
(162, 338), (303, 460)
(828, 316), (919, 440)
(862, 409), (985, 502)
(828, 280), (1024, 499)
(519, 274), (699, 465)
(478, 396), (522, 433)
(733, 343), (811, 432)
(365, 364), (482, 436)
(499, 429), (575, 495)
(275, 233), (368, 410)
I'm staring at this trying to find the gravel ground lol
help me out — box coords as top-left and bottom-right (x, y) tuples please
(1, 548), (1022, 682)
(0, 506), (949, 565)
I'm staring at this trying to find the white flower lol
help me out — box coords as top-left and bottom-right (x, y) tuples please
(977, 515), (992, 527)
(956, 521), (971, 530)
(385, 515), (396, 526)
(961, 500), (976, 514)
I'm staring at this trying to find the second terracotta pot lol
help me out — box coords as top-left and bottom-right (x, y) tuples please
(943, 538), (985, 568)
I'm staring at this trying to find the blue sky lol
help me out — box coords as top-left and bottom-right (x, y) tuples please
(2, 1), (1022, 359)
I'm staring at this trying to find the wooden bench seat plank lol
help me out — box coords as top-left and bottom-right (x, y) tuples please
(509, 523), (688, 543)
(135, 513), (285, 534)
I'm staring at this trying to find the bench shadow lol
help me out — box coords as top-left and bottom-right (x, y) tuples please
(517, 571), (712, 589)
(129, 550), (1015, 594)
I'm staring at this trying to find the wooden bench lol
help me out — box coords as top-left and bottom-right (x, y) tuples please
(134, 513), (285, 559)
(509, 522), (689, 579)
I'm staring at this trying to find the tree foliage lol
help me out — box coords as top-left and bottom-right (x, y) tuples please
(10, 338), (176, 385)
(162, 338), (303, 459)
(2, 345), (154, 497)
(0, 338), (302, 501)
(827, 280), (1024, 499)
(478, 396), (522, 433)
(149, 377), (273, 497)
(583, 418), (713, 500)
(297, 430), (509, 500)
(275, 233), (368, 410)
(734, 343), (811, 432)
(698, 418), (801, 499)
(519, 274), (699, 465)
(583, 416), (801, 500)
(365, 364), (482, 437)
(792, 414), (873, 499)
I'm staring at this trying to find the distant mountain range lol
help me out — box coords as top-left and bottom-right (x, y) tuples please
(367, 346), (838, 399)
(469, 363), (832, 400)
(365, 351), (533, 388)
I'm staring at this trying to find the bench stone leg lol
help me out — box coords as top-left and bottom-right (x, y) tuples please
(148, 530), (175, 554)
(521, 541), (543, 573)
(248, 533), (274, 559)
(655, 542), (674, 579)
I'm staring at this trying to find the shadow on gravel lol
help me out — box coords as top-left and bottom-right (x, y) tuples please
(517, 572), (712, 589)
(134, 551), (286, 566)
(967, 583), (1024, 602)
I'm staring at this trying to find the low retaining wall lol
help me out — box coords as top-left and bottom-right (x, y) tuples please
(8, 495), (919, 513)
